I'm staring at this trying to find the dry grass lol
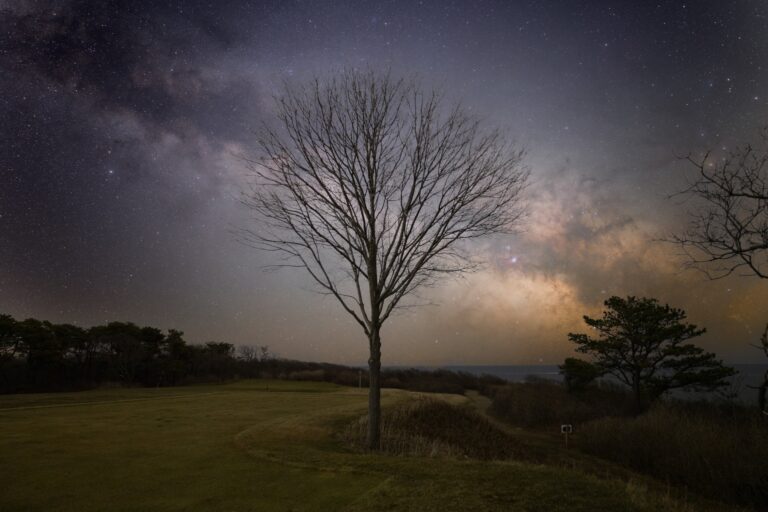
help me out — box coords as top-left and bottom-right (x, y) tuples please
(483, 380), (767, 509)
(1, 381), (743, 512)
(578, 404), (768, 508)
(342, 397), (529, 460)
(488, 378), (633, 428)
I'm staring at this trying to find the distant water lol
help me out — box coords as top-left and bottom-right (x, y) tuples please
(443, 365), (562, 382)
(441, 364), (768, 404)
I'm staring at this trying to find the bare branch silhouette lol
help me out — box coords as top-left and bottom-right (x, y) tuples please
(667, 128), (768, 280)
(668, 128), (768, 413)
(240, 69), (528, 449)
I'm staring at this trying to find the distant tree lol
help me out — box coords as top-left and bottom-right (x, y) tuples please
(668, 133), (767, 411)
(16, 318), (66, 388)
(559, 357), (602, 392)
(90, 322), (145, 383)
(0, 313), (248, 392)
(236, 345), (262, 378)
(51, 323), (88, 384)
(237, 345), (259, 362)
(202, 342), (236, 381)
(0, 314), (20, 387)
(242, 69), (527, 449)
(568, 296), (735, 411)
(139, 327), (166, 357)
(0, 314), (18, 351)
(162, 329), (191, 386)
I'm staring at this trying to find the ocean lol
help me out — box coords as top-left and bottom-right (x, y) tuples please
(440, 364), (768, 404)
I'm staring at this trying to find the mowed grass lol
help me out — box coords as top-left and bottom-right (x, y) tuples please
(0, 381), (743, 512)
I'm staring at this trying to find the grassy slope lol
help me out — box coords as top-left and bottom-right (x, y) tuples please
(0, 381), (743, 512)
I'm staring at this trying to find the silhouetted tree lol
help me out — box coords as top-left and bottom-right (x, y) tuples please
(201, 342), (235, 381)
(0, 314), (20, 387)
(162, 329), (191, 386)
(17, 319), (65, 388)
(237, 345), (259, 362)
(52, 323), (88, 384)
(242, 69), (528, 449)
(91, 322), (145, 383)
(0, 313), (247, 392)
(568, 296), (735, 411)
(559, 357), (602, 392)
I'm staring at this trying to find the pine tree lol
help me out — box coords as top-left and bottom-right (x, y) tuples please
(567, 296), (735, 411)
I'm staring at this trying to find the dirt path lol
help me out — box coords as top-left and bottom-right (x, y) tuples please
(464, 390), (558, 447)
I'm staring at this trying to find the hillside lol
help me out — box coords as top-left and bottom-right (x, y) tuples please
(0, 381), (742, 512)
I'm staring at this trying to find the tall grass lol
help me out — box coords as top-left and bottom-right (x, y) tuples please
(342, 398), (529, 460)
(488, 378), (633, 428)
(578, 403), (768, 508)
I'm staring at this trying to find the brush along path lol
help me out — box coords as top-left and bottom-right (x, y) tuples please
(463, 391), (747, 511)
(0, 381), (742, 512)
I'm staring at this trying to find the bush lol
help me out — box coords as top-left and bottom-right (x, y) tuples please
(342, 398), (529, 460)
(559, 357), (601, 392)
(489, 379), (632, 428)
(578, 404), (768, 508)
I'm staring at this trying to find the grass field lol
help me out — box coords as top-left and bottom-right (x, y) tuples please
(0, 380), (745, 511)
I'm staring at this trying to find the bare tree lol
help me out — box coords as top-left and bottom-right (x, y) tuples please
(669, 128), (768, 412)
(241, 70), (527, 449)
(237, 345), (259, 362)
(755, 324), (768, 415)
(669, 129), (767, 280)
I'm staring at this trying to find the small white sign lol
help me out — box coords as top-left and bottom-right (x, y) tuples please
(561, 424), (573, 434)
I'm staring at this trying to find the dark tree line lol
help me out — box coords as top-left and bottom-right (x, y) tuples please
(0, 312), (507, 396)
(0, 313), (270, 393)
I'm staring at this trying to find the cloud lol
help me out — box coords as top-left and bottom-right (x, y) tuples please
(489, 165), (677, 303)
(0, 0), (267, 318)
(382, 161), (768, 364)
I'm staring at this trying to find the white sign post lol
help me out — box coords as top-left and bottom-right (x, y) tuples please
(560, 424), (573, 448)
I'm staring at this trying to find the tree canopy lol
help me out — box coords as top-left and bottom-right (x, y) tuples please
(241, 69), (528, 448)
(0, 313), (263, 393)
(567, 296), (735, 410)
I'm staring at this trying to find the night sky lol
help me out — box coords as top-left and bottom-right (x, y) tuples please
(2, 0), (767, 365)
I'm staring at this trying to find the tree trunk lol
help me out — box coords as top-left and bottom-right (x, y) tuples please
(759, 370), (767, 415)
(367, 326), (381, 450)
(632, 374), (644, 413)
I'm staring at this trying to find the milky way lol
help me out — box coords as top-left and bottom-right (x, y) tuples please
(2, 0), (767, 364)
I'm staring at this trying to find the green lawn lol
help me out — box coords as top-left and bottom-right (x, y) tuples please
(0, 381), (742, 511)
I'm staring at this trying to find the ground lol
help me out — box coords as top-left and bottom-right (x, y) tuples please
(0, 380), (743, 511)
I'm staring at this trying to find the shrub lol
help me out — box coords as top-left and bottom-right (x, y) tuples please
(578, 404), (768, 508)
(559, 357), (602, 392)
(489, 379), (632, 428)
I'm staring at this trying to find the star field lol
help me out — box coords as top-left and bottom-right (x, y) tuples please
(1, 0), (767, 364)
